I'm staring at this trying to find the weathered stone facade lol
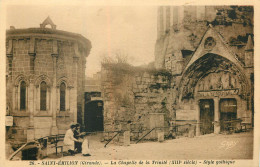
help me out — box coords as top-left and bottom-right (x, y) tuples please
(101, 6), (254, 140)
(101, 64), (175, 140)
(155, 6), (254, 135)
(6, 17), (91, 144)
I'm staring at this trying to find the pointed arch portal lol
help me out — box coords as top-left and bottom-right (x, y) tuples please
(178, 53), (252, 135)
(179, 53), (250, 100)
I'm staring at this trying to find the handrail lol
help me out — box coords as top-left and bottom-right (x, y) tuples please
(136, 128), (156, 144)
(9, 124), (196, 160)
(8, 134), (63, 161)
(135, 124), (194, 144)
(8, 130), (125, 160)
(104, 131), (123, 148)
(8, 141), (38, 160)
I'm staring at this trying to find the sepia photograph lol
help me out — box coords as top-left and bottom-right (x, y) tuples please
(1, 0), (259, 166)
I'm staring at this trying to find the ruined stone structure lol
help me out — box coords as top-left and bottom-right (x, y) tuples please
(101, 6), (254, 140)
(101, 66), (173, 141)
(6, 17), (91, 144)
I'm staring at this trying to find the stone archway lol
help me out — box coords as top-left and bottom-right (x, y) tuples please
(84, 100), (104, 132)
(177, 53), (251, 135)
(179, 53), (250, 101)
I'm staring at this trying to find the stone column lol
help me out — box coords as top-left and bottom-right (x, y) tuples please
(214, 97), (220, 134)
(66, 87), (71, 111)
(28, 53), (35, 129)
(27, 38), (36, 141)
(123, 131), (130, 146)
(56, 86), (60, 112)
(28, 82), (34, 127)
(17, 86), (20, 110)
(73, 56), (79, 123)
(7, 54), (13, 77)
(27, 81), (35, 141)
(13, 86), (17, 111)
(28, 57), (35, 128)
(6, 41), (13, 115)
(81, 60), (86, 128)
(195, 100), (200, 136)
(51, 53), (58, 135)
(6, 39), (13, 76)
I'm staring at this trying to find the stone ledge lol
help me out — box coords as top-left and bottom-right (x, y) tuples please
(10, 111), (30, 117)
(6, 28), (90, 47)
(34, 112), (52, 117)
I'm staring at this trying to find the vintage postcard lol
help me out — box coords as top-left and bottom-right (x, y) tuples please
(0, 0), (259, 167)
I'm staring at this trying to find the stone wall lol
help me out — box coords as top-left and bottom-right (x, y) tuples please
(101, 64), (176, 140)
(35, 39), (54, 76)
(101, 64), (135, 133)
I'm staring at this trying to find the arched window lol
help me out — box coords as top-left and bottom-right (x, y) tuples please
(60, 82), (66, 111)
(20, 81), (26, 110)
(40, 81), (47, 111)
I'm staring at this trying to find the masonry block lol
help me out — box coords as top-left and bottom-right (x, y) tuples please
(158, 131), (164, 142)
(123, 131), (130, 146)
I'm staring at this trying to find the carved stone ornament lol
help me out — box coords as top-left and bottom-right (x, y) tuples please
(204, 37), (216, 50)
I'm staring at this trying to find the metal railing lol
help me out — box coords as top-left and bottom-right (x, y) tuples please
(104, 131), (125, 147)
(136, 128), (155, 144)
(8, 141), (39, 160)
(135, 123), (193, 144)
(8, 123), (197, 160)
(8, 134), (65, 160)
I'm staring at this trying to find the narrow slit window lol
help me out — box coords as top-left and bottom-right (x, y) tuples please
(40, 81), (47, 111)
(20, 81), (26, 110)
(60, 82), (66, 111)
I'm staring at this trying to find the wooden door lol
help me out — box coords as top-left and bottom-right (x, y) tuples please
(199, 99), (214, 135)
(220, 98), (237, 131)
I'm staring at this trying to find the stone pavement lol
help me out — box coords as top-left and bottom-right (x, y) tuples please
(45, 131), (253, 160)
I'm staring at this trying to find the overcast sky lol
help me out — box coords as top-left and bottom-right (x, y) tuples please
(6, 5), (157, 77)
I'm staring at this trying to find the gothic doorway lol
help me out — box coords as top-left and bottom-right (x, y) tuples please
(219, 98), (237, 131)
(84, 100), (104, 132)
(199, 99), (214, 135)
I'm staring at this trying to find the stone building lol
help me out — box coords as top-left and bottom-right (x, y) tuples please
(6, 17), (91, 144)
(155, 6), (254, 135)
(101, 6), (254, 140)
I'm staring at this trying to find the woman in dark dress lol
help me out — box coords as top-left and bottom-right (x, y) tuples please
(74, 123), (83, 153)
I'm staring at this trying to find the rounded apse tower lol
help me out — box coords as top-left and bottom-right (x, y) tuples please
(6, 17), (91, 143)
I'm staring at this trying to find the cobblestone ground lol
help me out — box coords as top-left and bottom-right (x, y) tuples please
(45, 131), (253, 160)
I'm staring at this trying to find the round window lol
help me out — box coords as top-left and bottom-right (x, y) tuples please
(204, 37), (216, 50)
